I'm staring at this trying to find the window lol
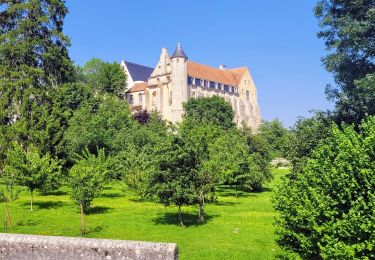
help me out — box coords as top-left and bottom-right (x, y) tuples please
(217, 83), (222, 90)
(187, 76), (193, 85)
(204, 80), (208, 87)
(224, 85), (229, 92)
(129, 94), (134, 105)
(246, 91), (250, 101)
(210, 81), (215, 89)
(138, 93), (142, 104)
(195, 78), (201, 86)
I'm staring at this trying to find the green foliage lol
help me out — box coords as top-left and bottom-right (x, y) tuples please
(76, 58), (127, 97)
(183, 96), (235, 129)
(116, 113), (170, 198)
(62, 95), (136, 159)
(258, 119), (290, 158)
(68, 148), (109, 211)
(5, 142), (61, 209)
(0, 0), (75, 162)
(275, 116), (375, 259)
(287, 112), (332, 172)
(207, 129), (272, 193)
(314, 0), (375, 125)
(0, 169), (287, 259)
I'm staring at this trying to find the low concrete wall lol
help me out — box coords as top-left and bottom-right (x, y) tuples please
(0, 233), (178, 260)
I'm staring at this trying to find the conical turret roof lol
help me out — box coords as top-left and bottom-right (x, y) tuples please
(171, 42), (188, 59)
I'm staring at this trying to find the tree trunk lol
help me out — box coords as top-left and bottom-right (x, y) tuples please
(178, 205), (184, 227)
(5, 203), (12, 231)
(198, 202), (205, 223)
(235, 184), (238, 198)
(80, 204), (85, 236)
(30, 190), (33, 211)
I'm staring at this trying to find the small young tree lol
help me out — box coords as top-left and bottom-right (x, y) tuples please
(6, 142), (61, 210)
(146, 136), (195, 226)
(68, 148), (108, 235)
(179, 120), (223, 222)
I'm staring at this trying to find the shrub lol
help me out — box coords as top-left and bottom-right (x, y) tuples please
(274, 116), (375, 259)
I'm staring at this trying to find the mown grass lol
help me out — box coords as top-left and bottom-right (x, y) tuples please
(1, 169), (288, 259)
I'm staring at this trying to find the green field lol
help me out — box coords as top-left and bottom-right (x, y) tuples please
(1, 169), (287, 259)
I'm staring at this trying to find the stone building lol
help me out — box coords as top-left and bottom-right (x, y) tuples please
(121, 43), (261, 130)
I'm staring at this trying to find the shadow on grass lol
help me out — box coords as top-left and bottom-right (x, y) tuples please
(85, 225), (108, 235)
(153, 212), (217, 227)
(128, 197), (147, 203)
(16, 219), (42, 227)
(100, 192), (123, 199)
(22, 201), (66, 209)
(212, 201), (240, 206)
(86, 206), (112, 215)
(40, 190), (68, 196)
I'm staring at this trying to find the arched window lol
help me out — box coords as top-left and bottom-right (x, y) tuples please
(246, 91), (250, 101)
(138, 93), (143, 104)
(129, 94), (134, 105)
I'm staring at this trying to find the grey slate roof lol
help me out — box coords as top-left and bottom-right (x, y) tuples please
(124, 61), (153, 82)
(171, 42), (188, 59)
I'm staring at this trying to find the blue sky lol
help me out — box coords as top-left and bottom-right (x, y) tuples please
(64, 0), (334, 127)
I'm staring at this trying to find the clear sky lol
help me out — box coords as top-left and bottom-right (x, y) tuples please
(64, 0), (334, 127)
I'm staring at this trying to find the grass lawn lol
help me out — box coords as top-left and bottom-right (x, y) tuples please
(1, 168), (288, 259)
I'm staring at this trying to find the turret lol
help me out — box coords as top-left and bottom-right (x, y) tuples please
(170, 42), (189, 123)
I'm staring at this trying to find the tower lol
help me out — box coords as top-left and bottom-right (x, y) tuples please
(170, 42), (188, 123)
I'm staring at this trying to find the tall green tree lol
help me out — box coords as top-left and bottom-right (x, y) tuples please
(62, 95), (136, 160)
(0, 0), (74, 159)
(77, 58), (127, 97)
(315, 0), (375, 125)
(275, 116), (375, 259)
(258, 119), (290, 158)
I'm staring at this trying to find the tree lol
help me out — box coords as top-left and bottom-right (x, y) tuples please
(6, 142), (61, 210)
(258, 119), (290, 158)
(146, 135), (195, 226)
(314, 0), (375, 125)
(68, 148), (108, 235)
(206, 129), (272, 195)
(287, 112), (332, 173)
(133, 110), (151, 125)
(275, 116), (375, 259)
(183, 96), (235, 129)
(0, 0), (75, 156)
(0, 166), (20, 232)
(77, 58), (127, 97)
(179, 119), (223, 222)
(62, 95), (136, 159)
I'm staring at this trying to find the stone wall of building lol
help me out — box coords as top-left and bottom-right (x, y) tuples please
(0, 233), (178, 260)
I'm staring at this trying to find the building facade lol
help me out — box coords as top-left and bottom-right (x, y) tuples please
(121, 43), (261, 130)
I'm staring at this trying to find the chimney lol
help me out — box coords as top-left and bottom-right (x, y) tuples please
(219, 65), (227, 70)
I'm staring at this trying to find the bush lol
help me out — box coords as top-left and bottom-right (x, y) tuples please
(274, 116), (375, 259)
